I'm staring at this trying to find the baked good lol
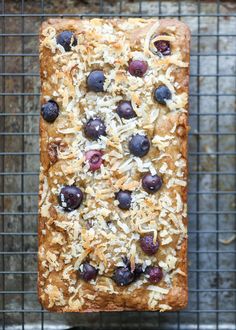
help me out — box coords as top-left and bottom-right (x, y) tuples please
(38, 18), (190, 312)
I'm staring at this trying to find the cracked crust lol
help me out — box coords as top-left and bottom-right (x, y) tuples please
(38, 18), (190, 312)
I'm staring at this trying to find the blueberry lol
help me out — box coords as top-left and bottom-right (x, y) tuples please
(116, 190), (132, 210)
(78, 262), (98, 282)
(41, 100), (59, 123)
(116, 101), (136, 119)
(87, 70), (105, 92)
(140, 234), (159, 255)
(85, 150), (103, 171)
(154, 39), (171, 56)
(142, 173), (162, 194)
(84, 118), (106, 140)
(154, 85), (172, 105)
(128, 60), (148, 77)
(113, 258), (143, 286)
(113, 266), (134, 286)
(128, 134), (150, 158)
(59, 185), (83, 211)
(122, 257), (143, 277)
(133, 263), (144, 280)
(145, 266), (163, 283)
(56, 31), (77, 51)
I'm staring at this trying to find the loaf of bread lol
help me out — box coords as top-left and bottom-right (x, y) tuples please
(38, 18), (190, 312)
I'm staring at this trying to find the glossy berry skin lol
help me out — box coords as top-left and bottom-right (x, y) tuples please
(128, 60), (148, 77)
(142, 173), (162, 194)
(41, 100), (59, 123)
(87, 70), (105, 92)
(84, 118), (106, 140)
(113, 266), (134, 286)
(116, 101), (136, 119)
(59, 185), (83, 211)
(116, 190), (132, 210)
(56, 31), (77, 51)
(154, 85), (172, 105)
(145, 266), (163, 283)
(85, 150), (103, 171)
(113, 258), (143, 286)
(78, 262), (98, 282)
(140, 234), (159, 255)
(122, 257), (143, 275)
(129, 134), (150, 158)
(154, 39), (171, 56)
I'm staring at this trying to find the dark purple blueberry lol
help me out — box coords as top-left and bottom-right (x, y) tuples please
(142, 173), (162, 194)
(154, 39), (171, 56)
(145, 266), (163, 283)
(113, 266), (134, 286)
(116, 190), (132, 210)
(78, 262), (98, 282)
(133, 263), (144, 280)
(114, 258), (143, 284)
(85, 150), (103, 171)
(41, 100), (59, 123)
(56, 31), (77, 51)
(87, 70), (105, 92)
(59, 185), (83, 211)
(140, 234), (159, 255)
(128, 60), (148, 77)
(129, 134), (150, 158)
(154, 85), (172, 105)
(84, 118), (106, 140)
(116, 101), (136, 120)
(122, 257), (143, 277)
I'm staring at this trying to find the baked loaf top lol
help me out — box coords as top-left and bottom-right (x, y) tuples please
(38, 18), (190, 312)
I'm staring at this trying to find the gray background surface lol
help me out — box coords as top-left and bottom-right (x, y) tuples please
(0, 0), (236, 329)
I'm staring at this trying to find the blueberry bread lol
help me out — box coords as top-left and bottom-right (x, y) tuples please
(38, 18), (190, 312)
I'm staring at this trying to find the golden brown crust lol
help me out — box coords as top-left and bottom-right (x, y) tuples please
(38, 18), (190, 312)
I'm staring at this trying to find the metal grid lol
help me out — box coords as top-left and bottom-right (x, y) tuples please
(0, 0), (236, 329)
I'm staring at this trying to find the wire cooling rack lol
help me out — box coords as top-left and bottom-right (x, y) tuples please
(0, 0), (236, 329)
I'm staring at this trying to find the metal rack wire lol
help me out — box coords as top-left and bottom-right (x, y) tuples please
(0, 0), (236, 329)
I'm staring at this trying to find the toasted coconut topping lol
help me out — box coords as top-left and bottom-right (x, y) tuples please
(39, 18), (189, 311)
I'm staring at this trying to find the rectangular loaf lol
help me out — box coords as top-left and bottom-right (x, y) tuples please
(38, 18), (190, 312)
